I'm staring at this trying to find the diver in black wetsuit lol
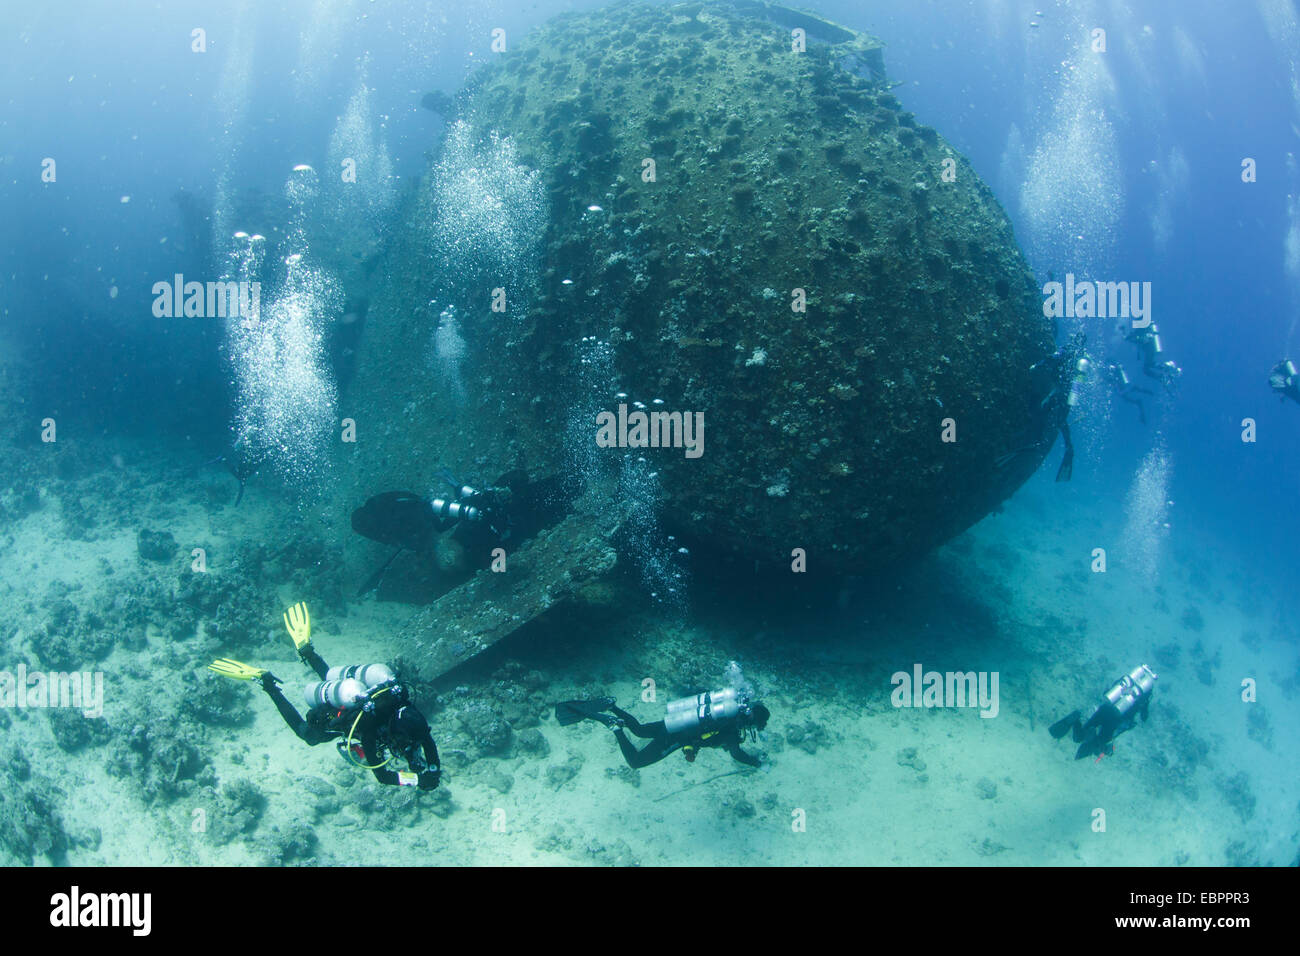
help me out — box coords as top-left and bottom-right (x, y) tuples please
(208, 603), (441, 790)
(1121, 322), (1181, 386)
(1028, 331), (1091, 482)
(1049, 663), (1157, 761)
(204, 437), (261, 506)
(350, 469), (584, 596)
(1104, 362), (1155, 424)
(1269, 358), (1300, 405)
(556, 689), (769, 769)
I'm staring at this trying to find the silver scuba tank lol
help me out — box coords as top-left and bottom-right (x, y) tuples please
(304, 677), (367, 711)
(325, 663), (396, 690)
(1068, 357), (1089, 406)
(662, 687), (741, 735)
(430, 496), (481, 523)
(1103, 663), (1157, 716)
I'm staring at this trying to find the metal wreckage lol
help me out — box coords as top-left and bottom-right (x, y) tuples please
(329, 1), (1058, 682)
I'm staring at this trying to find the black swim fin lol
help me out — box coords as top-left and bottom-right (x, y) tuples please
(555, 697), (617, 727)
(1049, 710), (1081, 739)
(1055, 447), (1074, 482)
(1074, 737), (1105, 761)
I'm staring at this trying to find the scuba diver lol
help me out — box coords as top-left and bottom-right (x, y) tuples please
(204, 437), (260, 506)
(353, 471), (515, 547)
(351, 468), (582, 595)
(1104, 362), (1154, 424)
(1268, 358), (1300, 405)
(1026, 331), (1091, 482)
(556, 685), (770, 769)
(1049, 663), (1157, 761)
(207, 602), (441, 789)
(1121, 322), (1182, 386)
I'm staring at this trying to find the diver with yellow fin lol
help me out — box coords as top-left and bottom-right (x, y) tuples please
(208, 602), (441, 790)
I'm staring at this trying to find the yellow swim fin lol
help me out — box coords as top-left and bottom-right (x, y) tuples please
(207, 658), (266, 681)
(283, 602), (312, 651)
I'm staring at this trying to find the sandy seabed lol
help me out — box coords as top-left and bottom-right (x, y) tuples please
(1, 436), (1294, 867)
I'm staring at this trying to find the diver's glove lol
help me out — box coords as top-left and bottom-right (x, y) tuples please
(283, 601), (312, 652)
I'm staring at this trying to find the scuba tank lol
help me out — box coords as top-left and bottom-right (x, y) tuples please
(429, 496), (483, 525)
(1068, 357), (1090, 407)
(1101, 663), (1157, 716)
(304, 677), (368, 711)
(325, 663), (396, 690)
(663, 687), (742, 735)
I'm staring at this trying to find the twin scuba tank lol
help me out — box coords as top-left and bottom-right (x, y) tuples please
(430, 483), (485, 526)
(303, 663), (396, 712)
(662, 686), (744, 735)
(1101, 663), (1157, 717)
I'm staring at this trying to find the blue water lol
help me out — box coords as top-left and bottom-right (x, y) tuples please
(1, 0), (1296, 867)
(5, 1), (1295, 568)
(852, 0), (1300, 590)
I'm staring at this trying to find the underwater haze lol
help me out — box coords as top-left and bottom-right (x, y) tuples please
(0, 0), (1297, 869)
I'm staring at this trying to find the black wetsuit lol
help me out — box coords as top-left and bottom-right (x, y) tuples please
(262, 647), (441, 789)
(450, 472), (584, 553)
(1270, 363), (1300, 405)
(1054, 694), (1151, 760)
(609, 704), (761, 769)
(1106, 364), (1153, 424)
(1032, 336), (1087, 482)
(1123, 325), (1180, 384)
